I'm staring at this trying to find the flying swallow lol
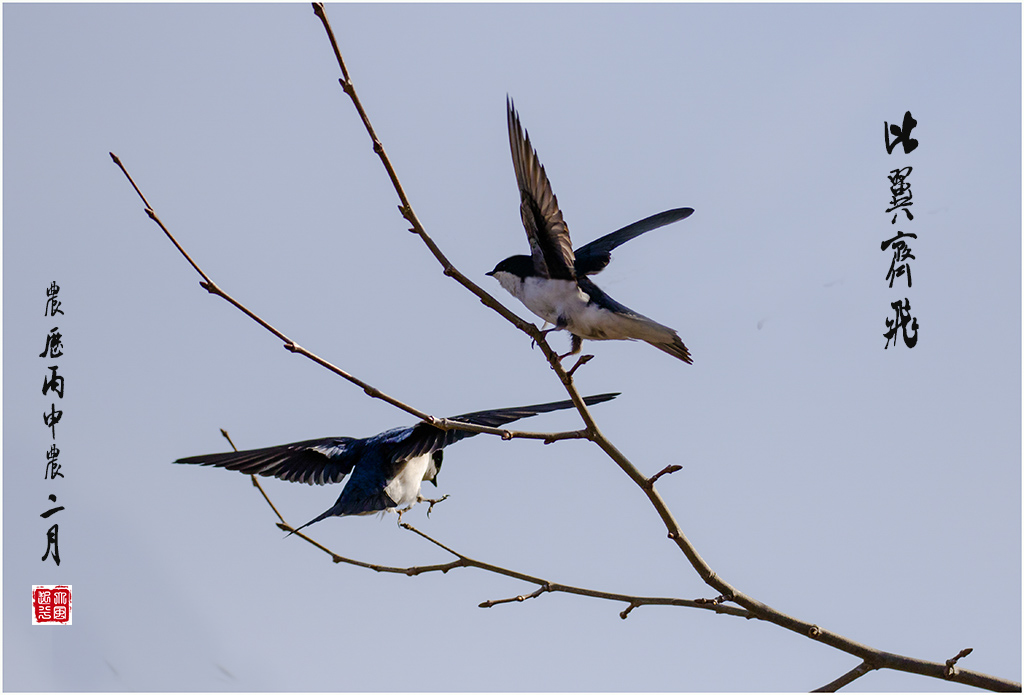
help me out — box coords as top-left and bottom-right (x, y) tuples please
(487, 99), (693, 364)
(175, 393), (618, 533)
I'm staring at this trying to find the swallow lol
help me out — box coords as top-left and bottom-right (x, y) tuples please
(487, 99), (694, 364)
(175, 392), (618, 533)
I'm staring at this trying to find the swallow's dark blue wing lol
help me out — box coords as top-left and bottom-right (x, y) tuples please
(508, 98), (576, 281)
(175, 436), (362, 486)
(574, 208), (694, 276)
(385, 392), (619, 461)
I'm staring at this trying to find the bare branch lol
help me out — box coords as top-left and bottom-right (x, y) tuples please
(308, 3), (604, 433)
(110, 152), (593, 446)
(399, 523), (751, 619)
(306, 5), (1022, 691)
(274, 519), (465, 575)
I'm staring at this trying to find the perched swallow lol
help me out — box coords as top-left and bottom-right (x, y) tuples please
(175, 393), (618, 533)
(487, 99), (694, 364)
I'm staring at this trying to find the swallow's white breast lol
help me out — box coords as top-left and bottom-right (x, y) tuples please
(383, 453), (433, 507)
(491, 273), (586, 325)
(493, 272), (652, 341)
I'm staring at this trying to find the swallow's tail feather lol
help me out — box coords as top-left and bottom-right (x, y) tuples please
(288, 506), (340, 536)
(287, 490), (396, 536)
(647, 334), (693, 364)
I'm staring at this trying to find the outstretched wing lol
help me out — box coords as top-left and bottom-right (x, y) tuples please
(175, 437), (362, 486)
(508, 97), (576, 281)
(384, 392), (620, 461)
(575, 208), (694, 276)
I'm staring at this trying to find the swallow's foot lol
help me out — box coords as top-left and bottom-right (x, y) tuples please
(395, 494), (450, 524)
(530, 322), (556, 350)
(420, 494), (450, 518)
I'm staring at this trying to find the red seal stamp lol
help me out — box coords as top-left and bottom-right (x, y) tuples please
(32, 585), (71, 625)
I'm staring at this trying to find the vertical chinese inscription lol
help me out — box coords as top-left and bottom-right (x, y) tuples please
(882, 112), (920, 349)
(41, 281), (65, 565)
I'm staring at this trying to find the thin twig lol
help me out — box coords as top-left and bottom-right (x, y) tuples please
(479, 584), (551, 608)
(275, 519), (465, 575)
(400, 523), (750, 619)
(811, 660), (879, 692)
(566, 354), (593, 378)
(947, 648), (975, 678)
(646, 464), (682, 488)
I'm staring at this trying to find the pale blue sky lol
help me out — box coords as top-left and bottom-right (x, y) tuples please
(4, 3), (1020, 691)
